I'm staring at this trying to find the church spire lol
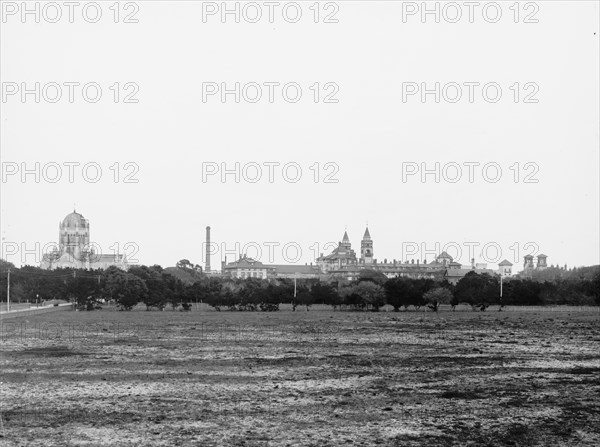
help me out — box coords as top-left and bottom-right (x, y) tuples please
(363, 227), (371, 240)
(342, 231), (350, 243)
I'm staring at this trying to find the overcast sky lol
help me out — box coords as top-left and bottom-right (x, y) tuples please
(1, 1), (598, 270)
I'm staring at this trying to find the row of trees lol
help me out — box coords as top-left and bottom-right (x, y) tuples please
(1, 260), (599, 311)
(0, 263), (185, 311)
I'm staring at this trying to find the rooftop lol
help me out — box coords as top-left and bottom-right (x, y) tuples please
(225, 256), (266, 269)
(437, 251), (453, 260)
(269, 264), (321, 275)
(62, 210), (88, 229)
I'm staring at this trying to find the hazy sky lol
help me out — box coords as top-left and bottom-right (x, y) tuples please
(1, 1), (599, 270)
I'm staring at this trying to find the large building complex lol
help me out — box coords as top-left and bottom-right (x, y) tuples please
(316, 228), (527, 283)
(317, 229), (449, 281)
(215, 227), (541, 283)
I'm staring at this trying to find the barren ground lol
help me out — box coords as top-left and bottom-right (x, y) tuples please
(1, 306), (599, 446)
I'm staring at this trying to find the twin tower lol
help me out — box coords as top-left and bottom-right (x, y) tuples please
(340, 227), (373, 264)
(361, 227), (373, 264)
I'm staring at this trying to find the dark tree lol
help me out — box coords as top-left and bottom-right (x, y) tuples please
(103, 267), (147, 310)
(311, 282), (341, 309)
(454, 272), (499, 310)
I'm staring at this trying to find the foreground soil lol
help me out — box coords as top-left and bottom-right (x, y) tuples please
(1, 306), (599, 446)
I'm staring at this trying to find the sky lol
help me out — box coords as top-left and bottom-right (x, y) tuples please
(1, 1), (599, 270)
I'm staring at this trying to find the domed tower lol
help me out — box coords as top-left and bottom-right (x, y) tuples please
(361, 227), (373, 264)
(436, 251), (453, 267)
(59, 210), (90, 260)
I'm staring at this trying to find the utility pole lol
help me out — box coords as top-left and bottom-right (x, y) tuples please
(499, 274), (504, 312)
(7, 268), (11, 312)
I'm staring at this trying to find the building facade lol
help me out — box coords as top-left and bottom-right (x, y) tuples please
(267, 264), (322, 279)
(223, 255), (269, 279)
(316, 231), (358, 273)
(222, 255), (322, 279)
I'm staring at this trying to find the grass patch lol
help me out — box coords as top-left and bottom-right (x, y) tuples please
(2, 308), (599, 446)
(440, 390), (485, 400)
(567, 366), (600, 375)
(12, 345), (84, 357)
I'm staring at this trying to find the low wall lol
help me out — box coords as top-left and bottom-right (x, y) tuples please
(0, 303), (74, 320)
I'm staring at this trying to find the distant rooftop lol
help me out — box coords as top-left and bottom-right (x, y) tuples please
(225, 256), (266, 268)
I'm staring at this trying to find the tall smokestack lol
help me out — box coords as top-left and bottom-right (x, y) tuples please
(205, 226), (211, 273)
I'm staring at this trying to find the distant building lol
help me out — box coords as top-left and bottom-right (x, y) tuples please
(267, 264), (322, 279)
(221, 227), (514, 285)
(521, 254), (549, 276)
(436, 251), (453, 266)
(443, 268), (497, 285)
(222, 255), (322, 280)
(41, 210), (128, 271)
(440, 252), (497, 285)
(537, 254), (548, 270)
(318, 228), (448, 281)
(448, 261), (462, 269)
(498, 259), (513, 277)
(316, 231), (358, 273)
(223, 255), (268, 279)
(328, 261), (446, 281)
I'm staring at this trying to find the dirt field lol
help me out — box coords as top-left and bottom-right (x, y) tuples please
(1, 306), (599, 446)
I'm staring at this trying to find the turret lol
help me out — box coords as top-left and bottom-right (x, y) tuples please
(536, 254), (548, 270)
(341, 231), (351, 250)
(360, 227), (373, 264)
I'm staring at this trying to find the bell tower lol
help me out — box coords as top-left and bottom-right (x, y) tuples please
(361, 227), (373, 264)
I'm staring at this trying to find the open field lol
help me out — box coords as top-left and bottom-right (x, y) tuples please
(1, 307), (599, 446)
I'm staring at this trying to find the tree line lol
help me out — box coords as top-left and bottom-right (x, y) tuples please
(1, 260), (598, 311)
